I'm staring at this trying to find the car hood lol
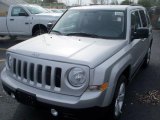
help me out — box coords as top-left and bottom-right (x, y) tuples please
(36, 13), (62, 17)
(35, 13), (61, 19)
(52, 13), (63, 16)
(8, 34), (127, 68)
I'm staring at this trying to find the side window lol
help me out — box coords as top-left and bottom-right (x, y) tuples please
(11, 7), (27, 16)
(131, 11), (141, 36)
(146, 14), (151, 25)
(139, 10), (147, 27)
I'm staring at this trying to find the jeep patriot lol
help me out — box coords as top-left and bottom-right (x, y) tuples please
(1, 5), (153, 119)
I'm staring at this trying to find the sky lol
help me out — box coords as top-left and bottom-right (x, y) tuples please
(58, 0), (132, 5)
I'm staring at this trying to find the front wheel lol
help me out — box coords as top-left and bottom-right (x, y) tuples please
(33, 29), (47, 37)
(110, 75), (127, 119)
(9, 36), (17, 40)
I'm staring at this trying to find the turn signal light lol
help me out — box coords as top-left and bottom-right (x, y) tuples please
(89, 82), (109, 91)
(100, 83), (109, 92)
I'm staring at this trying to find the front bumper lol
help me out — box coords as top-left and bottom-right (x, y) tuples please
(1, 68), (105, 109)
(2, 82), (109, 118)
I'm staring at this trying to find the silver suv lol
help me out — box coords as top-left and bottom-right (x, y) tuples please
(1, 5), (153, 119)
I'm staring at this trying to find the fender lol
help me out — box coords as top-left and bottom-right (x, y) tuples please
(102, 54), (132, 107)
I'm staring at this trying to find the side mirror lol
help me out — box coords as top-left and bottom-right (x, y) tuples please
(47, 22), (54, 32)
(19, 12), (29, 16)
(133, 28), (149, 39)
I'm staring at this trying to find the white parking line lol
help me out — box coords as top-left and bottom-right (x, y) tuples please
(0, 48), (7, 51)
(0, 59), (5, 62)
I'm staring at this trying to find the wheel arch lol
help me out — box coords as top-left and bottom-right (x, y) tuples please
(32, 24), (47, 36)
(102, 55), (132, 107)
(150, 38), (153, 47)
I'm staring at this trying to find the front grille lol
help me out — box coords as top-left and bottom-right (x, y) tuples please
(8, 53), (89, 97)
(23, 62), (27, 79)
(29, 63), (34, 82)
(45, 66), (51, 86)
(18, 60), (21, 77)
(55, 68), (62, 88)
(37, 65), (42, 84)
(12, 58), (62, 90)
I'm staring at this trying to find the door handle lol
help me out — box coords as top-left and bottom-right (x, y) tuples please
(10, 19), (14, 21)
(25, 22), (29, 25)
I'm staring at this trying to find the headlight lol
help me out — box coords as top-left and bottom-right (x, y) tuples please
(6, 54), (12, 69)
(68, 67), (86, 87)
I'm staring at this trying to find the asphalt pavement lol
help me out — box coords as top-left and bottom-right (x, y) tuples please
(0, 31), (160, 120)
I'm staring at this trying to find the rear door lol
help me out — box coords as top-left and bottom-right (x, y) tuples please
(130, 10), (145, 72)
(139, 9), (150, 56)
(7, 6), (31, 35)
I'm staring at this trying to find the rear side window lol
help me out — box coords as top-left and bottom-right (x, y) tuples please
(139, 10), (147, 27)
(146, 13), (151, 25)
(131, 11), (141, 34)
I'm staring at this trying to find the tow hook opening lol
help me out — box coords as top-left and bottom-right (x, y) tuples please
(51, 108), (58, 117)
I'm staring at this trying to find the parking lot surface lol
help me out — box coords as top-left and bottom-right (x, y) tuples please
(0, 31), (160, 120)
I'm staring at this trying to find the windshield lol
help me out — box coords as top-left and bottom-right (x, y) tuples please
(26, 5), (49, 14)
(51, 10), (126, 39)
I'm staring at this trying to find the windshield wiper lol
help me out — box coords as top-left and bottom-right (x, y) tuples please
(66, 32), (101, 38)
(51, 30), (62, 35)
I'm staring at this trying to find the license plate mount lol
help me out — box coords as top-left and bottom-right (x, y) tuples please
(16, 89), (37, 106)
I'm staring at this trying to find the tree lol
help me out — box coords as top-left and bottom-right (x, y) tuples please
(120, 0), (133, 5)
(149, 0), (160, 6)
(24, 0), (57, 3)
(99, 0), (106, 4)
(44, 0), (57, 3)
(138, 0), (151, 8)
(110, 0), (118, 5)
(92, 0), (98, 4)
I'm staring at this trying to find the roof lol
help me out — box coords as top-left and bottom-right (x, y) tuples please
(70, 5), (143, 11)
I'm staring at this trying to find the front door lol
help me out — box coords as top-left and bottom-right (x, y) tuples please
(7, 6), (31, 36)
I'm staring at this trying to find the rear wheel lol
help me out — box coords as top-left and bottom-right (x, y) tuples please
(110, 75), (127, 119)
(143, 47), (151, 68)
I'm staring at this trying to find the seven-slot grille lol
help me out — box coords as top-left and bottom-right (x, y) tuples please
(12, 58), (62, 89)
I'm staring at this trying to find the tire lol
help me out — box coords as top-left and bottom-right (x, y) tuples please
(110, 75), (127, 120)
(33, 29), (47, 37)
(9, 36), (17, 40)
(143, 47), (151, 68)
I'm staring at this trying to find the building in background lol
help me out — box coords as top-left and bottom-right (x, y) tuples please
(0, 0), (27, 16)
(0, 0), (27, 6)
(0, 1), (8, 12)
